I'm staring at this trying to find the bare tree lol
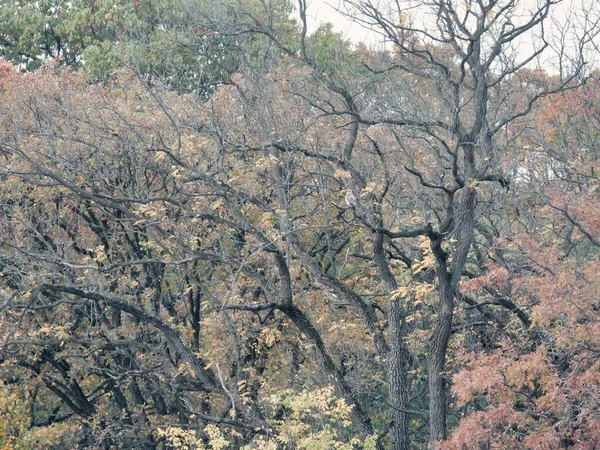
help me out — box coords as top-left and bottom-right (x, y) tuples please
(335, 0), (599, 447)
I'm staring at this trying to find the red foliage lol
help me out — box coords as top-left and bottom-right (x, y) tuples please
(447, 125), (600, 448)
(0, 59), (19, 86)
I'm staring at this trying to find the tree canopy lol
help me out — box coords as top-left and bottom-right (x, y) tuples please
(1, 1), (600, 449)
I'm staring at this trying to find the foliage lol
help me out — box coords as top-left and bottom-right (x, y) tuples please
(443, 80), (600, 450)
(0, 0), (295, 90)
(0, 0), (599, 449)
(242, 386), (378, 449)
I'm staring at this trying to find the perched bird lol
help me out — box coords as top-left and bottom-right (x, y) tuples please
(344, 189), (357, 207)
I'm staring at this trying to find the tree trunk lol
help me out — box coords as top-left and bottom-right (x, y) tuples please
(427, 188), (476, 448)
(427, 267), (453, 448)
(373, 231), (410, 450)
(388, 298), (411, 450)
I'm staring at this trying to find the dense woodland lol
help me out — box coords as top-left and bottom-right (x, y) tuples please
(1, 0), (600, 448)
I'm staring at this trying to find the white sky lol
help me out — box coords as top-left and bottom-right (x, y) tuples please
(302, 0), (598, 72)
(304, 0), (590, 44)
(304, 0), (382, 44)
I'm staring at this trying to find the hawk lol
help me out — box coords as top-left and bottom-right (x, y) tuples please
(345, 189), (357, 207)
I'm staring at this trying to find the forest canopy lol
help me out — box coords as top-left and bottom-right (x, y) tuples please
(1, 0), (600, 449)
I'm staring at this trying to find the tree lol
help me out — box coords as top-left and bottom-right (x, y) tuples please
(318, 0), (597, 447)
(0, 0), (599, 449)
(0, 62), (386, 448)
(0, 0), (294, 91)
(444, 79), (600, 448)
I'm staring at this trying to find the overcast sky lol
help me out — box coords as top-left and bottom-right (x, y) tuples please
(303, 0), (588, 44)
(300, 0), (597, 72)
(304, 1), (382, 44)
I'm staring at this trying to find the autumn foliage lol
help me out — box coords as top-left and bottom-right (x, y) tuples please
(1, 1), (600, 449)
